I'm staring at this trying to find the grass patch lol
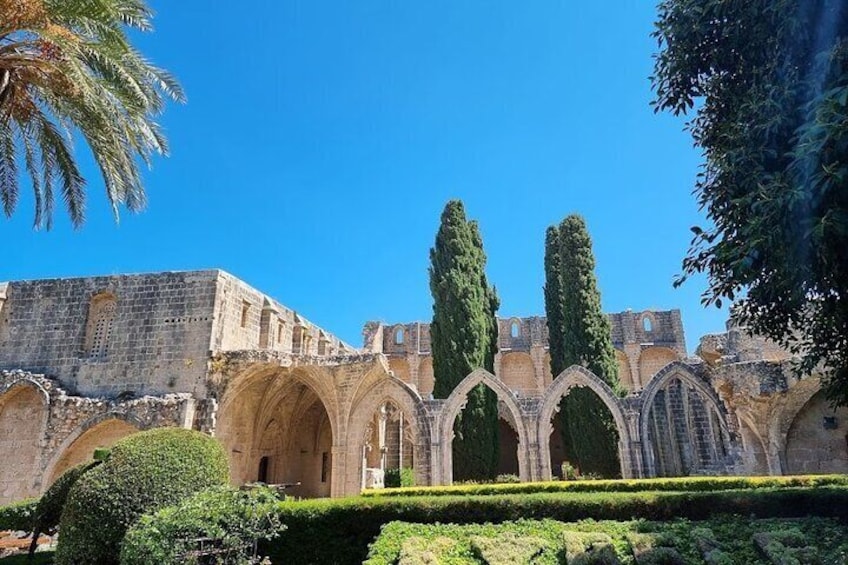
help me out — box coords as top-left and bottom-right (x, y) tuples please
(0, 552), (54, 564)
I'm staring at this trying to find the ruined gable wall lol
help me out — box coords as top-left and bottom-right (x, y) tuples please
(210, 271), (354, 357)
(0, 272), (218, 397)
(373, 309), (687, 396)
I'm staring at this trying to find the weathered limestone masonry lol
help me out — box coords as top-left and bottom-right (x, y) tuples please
(0, 270), (844, 504)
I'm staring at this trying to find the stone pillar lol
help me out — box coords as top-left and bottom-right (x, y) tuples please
(530, 345), (547, 391)
(624, 344), (642, 390)
(331, 443), (346, 497)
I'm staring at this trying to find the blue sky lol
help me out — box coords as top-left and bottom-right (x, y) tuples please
(3, 1), (727, 352)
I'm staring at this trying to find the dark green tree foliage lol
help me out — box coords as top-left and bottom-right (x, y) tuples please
(653, 0), (848, 405)
(430, 200), (501, 481)
(545, 215), (621, 478)
(544, 226), (566, 379)
(29, 460), (100, 557)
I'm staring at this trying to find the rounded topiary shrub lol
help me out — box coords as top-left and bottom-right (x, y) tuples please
(120, 485), (284, 565)
(55, 427), (230, 565)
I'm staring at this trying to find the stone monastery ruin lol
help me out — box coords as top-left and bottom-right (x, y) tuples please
(0, 270), (846, 504)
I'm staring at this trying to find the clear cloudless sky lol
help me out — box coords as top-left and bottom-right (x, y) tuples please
(3, 0), (728, 352)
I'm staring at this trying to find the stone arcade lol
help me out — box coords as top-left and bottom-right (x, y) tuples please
(0, 270), (845, 504)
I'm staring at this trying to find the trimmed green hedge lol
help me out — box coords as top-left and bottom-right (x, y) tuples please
(361, 474), (848, 498)
(366, 520), (569, 565)
(120, 486), (285, 565)
(364, 517), (848, 565)
(0, 498), (38, 532)
(55, 428), (230, 565)
(264, 486), (848, 564)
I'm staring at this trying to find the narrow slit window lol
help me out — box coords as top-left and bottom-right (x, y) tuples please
(240, 301), (251, 328)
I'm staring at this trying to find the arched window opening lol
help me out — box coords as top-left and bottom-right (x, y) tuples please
(85, 294), (117, 359)
(645, 377), (729, 477)
(240, 301), (251, 328)
(220, 377), (333, 498)
(448, 383), (514, 482)
(394, 327), (405, 345)
(548, 385), (621, 479)
(642, 316), (653, 332)
(363, 401), (414, 489)
(510, 320), (520, 339)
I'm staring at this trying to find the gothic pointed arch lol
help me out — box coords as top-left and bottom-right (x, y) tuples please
(346, 375), (432, 493)
(439, 369), (529, 483)
(638, 362), (734, 477)
(538, 365), (631, 479)
(214, 364), (339, 498)
(43, 413), (142, 487)
(0, 379), (50, 503)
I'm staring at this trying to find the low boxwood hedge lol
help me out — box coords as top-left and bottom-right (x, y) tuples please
(0, 498), (38, 532)
(264, 486), (848, 564)
(55, 428), (230, 565)
(361, 474), (848, 498)
(364, 516), (848, 565)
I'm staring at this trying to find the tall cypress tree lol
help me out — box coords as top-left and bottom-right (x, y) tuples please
(544, 226), (566, 378)
(430, 200), (500, 481)
(545, 214), (621, 478)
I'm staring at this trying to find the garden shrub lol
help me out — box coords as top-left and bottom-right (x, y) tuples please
(55, 428), (229, 565)
(266, 487), (848, 564)
(562, 531), (617, 564)
(0, 498), (38, 532)
(494, 474), (520, 484)
(470, 533), (550, 564)
(365, 520), (568, 565)
(120, 485), (284, 565)
(365, 517), (847, 565)
(384, 467), (415, 488)
(397, 536), (456, 565)
(362, 474), (848, 498)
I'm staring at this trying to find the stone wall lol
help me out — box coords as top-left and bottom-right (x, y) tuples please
(0, 271), (843, 505)
(0, 271), (354, 399)
(0, 271), (219, 397)
(0, 370), (194, 504)
(369, 309), (686, 395)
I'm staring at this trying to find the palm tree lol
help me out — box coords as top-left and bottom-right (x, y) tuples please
(0, 0), (184, 229)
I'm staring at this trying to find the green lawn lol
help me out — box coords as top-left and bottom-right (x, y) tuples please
(0, 552), (54, 564)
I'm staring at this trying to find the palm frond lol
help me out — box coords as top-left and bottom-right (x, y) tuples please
(1, 0), (182, 228)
